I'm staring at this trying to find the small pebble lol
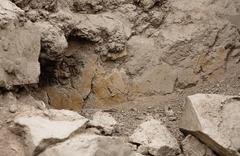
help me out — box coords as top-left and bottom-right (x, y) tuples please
(165, 106), (174, 117)
(9, 105), (17, 113)
(36, 101), (46, 110)
(135, 116), (144, 120)
(130, 108), (137, 111)
(6, 118), (12, 123)
(169, 116), (177, 121)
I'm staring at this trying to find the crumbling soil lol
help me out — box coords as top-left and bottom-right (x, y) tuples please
(1, 0), (240, 155)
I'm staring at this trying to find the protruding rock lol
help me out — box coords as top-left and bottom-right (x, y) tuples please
(180, 94), (240, 156)
(14, 109), (88, 156)
(89, 111), (117, 135)
(129, 119), (180, 156)
(73, 13), (131, 60)
(0, 23), (41, 87)
(36, 21), (68, 61)
(39, 134), (137, 156)
(0, 1), (41, 87)
(9, 104), (18, 113)
(182, 135), (216, 156)
(0, 0), (24, 29)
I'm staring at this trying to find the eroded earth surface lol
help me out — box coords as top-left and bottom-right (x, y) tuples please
(0, 0), (240, 155)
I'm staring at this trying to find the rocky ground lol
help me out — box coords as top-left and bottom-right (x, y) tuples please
(0, 0), (240, 156)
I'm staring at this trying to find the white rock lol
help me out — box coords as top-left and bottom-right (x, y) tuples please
(89, 111), (117, 135)
(182, 135), (216, 156)
(180, 94), (240, 156)
(39, 134), (137, 156)
(129, 119), (180, 156)
(14, 109), (88, 156)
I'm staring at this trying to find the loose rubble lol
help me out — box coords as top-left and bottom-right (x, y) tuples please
(88, 111), (117, 135)
(10, 105), (143, 156)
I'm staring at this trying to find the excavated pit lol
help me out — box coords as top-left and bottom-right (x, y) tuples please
(1, 0), (240, 155)
(37, 37), (98, 110)
(38, 37), (91, 87)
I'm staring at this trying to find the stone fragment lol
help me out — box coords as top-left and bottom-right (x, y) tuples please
(137, 145), (149, 155)
(39, 134), (137, 156)
(9, 104), (18, 113)
(14, 109), (88, 155)
(182, 135), (216, 156)
(180, 94), (240, 156)
(129, 119), (180, 156)
(89, 111), (117, 135)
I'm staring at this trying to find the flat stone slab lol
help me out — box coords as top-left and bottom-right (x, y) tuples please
(14, 109), (88, 155)
(180, 94), (240, 156)
(39, 134), (137, 156)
